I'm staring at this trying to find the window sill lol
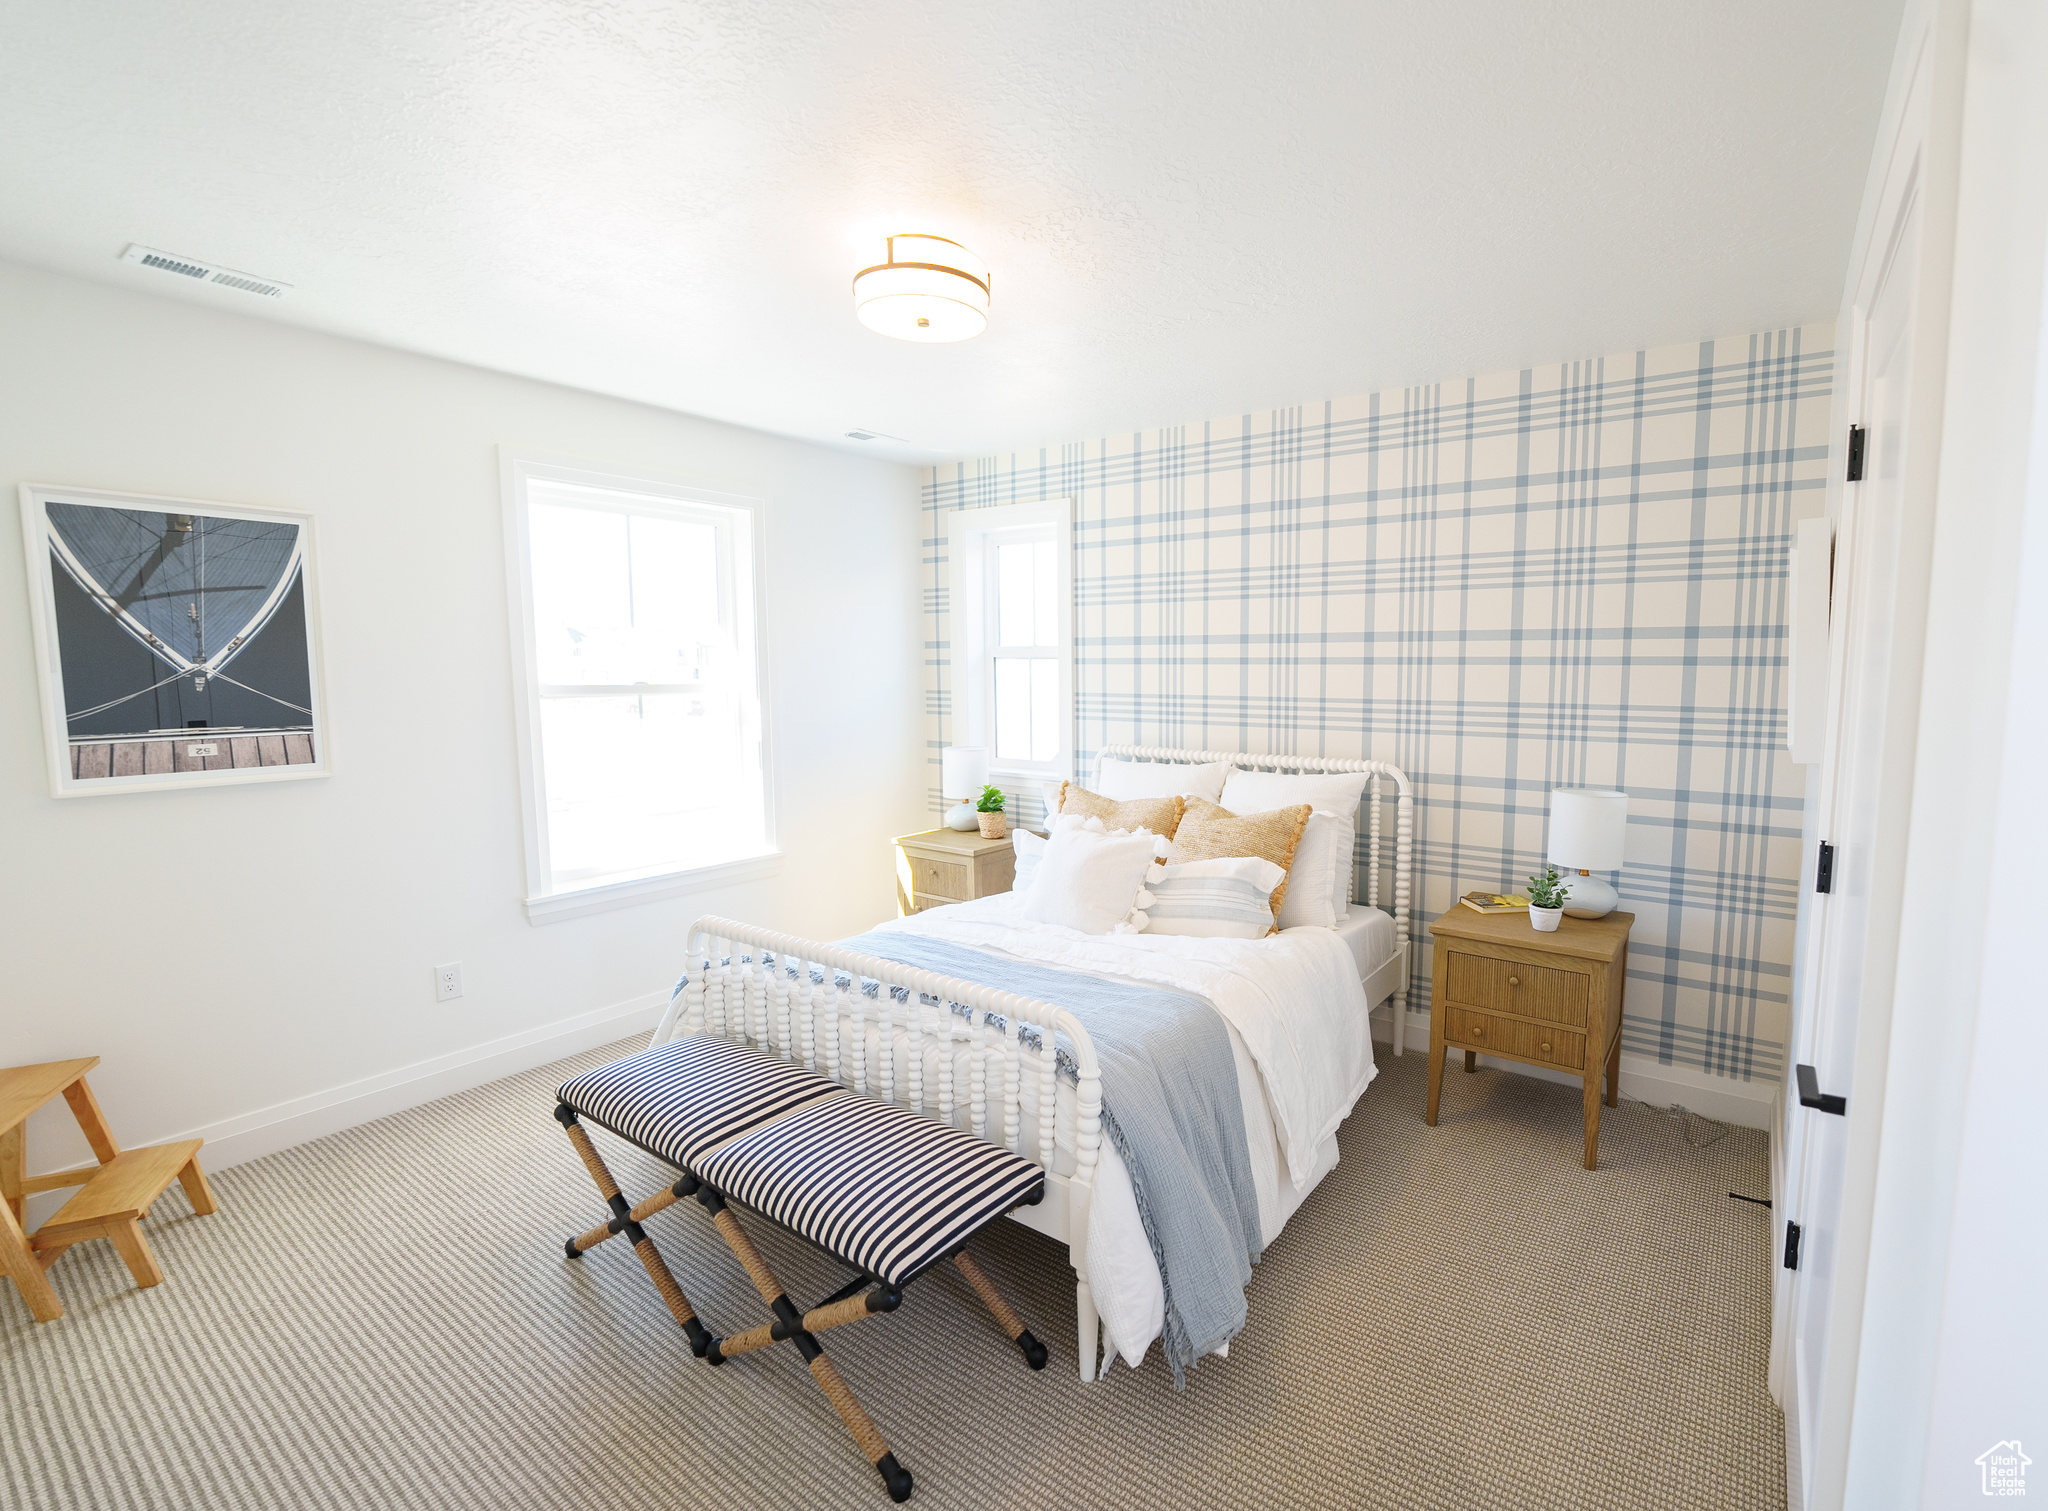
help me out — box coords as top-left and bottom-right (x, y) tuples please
(524, 852), (783, 925)
(988, 763), (1066, 782)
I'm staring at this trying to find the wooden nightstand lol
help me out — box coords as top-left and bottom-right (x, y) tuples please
(1424, 905), (1634, 1169)
(894, 828), (1016, 915)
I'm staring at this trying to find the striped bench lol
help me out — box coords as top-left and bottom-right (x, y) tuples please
(552, 1036), (1048, 1503)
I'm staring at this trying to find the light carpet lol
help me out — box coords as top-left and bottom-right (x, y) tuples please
(2, 1039), (1785, 1510)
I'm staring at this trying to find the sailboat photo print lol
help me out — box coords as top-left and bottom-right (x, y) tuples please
(19, 484), (330, 796)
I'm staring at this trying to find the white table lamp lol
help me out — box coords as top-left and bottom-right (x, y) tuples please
(941, 745), (988, 831)
(1547, 788), (1628, 918)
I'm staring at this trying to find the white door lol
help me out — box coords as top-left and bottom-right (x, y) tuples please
(1776, 12), (1955, 1507)
(1789, 200), (1919, 1506)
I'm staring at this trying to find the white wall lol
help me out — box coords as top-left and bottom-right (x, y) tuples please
(0, 260), (925, 1190)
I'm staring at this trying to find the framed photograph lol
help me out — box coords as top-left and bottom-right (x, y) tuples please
(18, 483), (330, 797)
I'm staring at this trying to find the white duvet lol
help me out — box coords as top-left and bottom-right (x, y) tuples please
(871, 893), (1378, 1374)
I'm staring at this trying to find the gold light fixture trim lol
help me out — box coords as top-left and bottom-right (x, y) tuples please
(852, 234), (990, 343)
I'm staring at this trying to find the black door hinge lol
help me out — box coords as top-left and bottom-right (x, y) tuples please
(1846, 425), (1866, 482)
(1815, 841), (1835, 894)
(1785, 1220), (1802, 1270)
(1797, 1064), (1849, 1116)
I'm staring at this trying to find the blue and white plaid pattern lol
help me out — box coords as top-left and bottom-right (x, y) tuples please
(923, 329), (1831, 1084)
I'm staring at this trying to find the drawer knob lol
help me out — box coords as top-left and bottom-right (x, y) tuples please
(1508, 976), (1520, 987)
(1541, 1041), (1552, 1052)
(1470, 1025), (1484, 1036)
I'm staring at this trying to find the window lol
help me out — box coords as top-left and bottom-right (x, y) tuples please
(948, 498), (1073, 783)
(990, 533), (1061, 762)
(504, 458), (773, 919)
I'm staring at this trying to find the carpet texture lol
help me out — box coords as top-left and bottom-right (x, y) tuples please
(2, 1040), (1786, 1510)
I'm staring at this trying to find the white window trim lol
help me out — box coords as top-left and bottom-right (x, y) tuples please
(501, 451), (779, 923)
(946, 497), (1074, 785)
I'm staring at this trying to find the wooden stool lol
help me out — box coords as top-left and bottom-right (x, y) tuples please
(1, 1058), (218, 1322)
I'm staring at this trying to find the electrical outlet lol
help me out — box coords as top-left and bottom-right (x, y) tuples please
(435, 962), (464, 1002)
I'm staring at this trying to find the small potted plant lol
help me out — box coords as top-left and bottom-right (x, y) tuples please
(1525, 866), (1570, 931)
(975, 784), (1008, 839)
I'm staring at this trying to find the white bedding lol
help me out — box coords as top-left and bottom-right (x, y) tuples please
(1334, 906), (1397, 981)
(870, 893), (1383, 1374)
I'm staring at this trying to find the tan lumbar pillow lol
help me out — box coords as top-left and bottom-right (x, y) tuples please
(1057, 783), (1185, 839)
(1165, 797), (1312, 929)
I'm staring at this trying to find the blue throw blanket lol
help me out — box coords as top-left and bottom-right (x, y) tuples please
(837, 931), (1262, 1387)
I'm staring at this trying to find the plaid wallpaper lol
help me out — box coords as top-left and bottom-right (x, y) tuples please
(922, 328), (1832, 1085)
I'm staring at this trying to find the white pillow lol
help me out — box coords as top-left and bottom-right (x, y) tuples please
(1272, 812), (1345, 930)
(1144, 857), (1288, 939)
(1010, 827), (1049, 892)
(1092, 757), (1231, 804)
(1015, 818), (1164, 934)
(1012, 814), (1092, 893)
(1219, 769), (1369, 920)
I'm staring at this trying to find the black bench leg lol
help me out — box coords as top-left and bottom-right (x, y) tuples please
(953, 1251), (1048, 1370)
(699, 1188), (914, 1503)
(555, 1106), (717, 1360)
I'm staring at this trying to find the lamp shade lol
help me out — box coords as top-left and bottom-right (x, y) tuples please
(1547, 788), (1628, 871)
(853, 235), (990, 343)
(941, 745), (988, 801)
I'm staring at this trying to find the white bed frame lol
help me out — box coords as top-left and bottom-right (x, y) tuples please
(651, 748), (1412, 1379)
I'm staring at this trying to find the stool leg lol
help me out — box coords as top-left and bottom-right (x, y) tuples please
(1, 1200), (63, 1323)
(953, 1252), (1047, 1369)
(105, 1220), (164, 1289)
(701, 1191), (913, 1503)
(176, 1157), (218, 1217)
(2, 1122), (25, 1229)
(554, 1107), (716, 1360)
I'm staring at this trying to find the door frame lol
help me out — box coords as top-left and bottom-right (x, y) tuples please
(1768, 1), (1971, 1507)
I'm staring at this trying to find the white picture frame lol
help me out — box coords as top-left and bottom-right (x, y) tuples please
(18, 482), (332, 797)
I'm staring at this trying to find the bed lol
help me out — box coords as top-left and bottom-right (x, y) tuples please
(651, 748), (1412, 1382)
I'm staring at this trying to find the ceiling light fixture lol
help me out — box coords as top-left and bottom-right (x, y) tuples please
(852, 234), (989, 342)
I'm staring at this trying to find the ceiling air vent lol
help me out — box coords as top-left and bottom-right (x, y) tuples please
(121, 243), (292, 299)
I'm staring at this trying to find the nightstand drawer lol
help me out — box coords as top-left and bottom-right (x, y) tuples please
(894, 829), (1015, 918)
(1445, 952), (1587, 1028)
(1444, 1006), (1585, 1070)
(907, 855), (972, 901)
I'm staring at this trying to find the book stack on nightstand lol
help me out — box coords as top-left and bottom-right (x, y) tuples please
(894, 828), (1015, 915)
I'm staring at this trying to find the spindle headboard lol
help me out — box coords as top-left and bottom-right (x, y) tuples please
(1095, 746), (1414, 1051)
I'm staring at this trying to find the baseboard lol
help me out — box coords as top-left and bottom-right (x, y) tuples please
(26, 990), (668, 1224)
(1370, 1005), (1777, 1130)
(197, 989), (670, 1171)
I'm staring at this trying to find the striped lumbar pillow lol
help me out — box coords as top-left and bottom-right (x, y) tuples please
(1142, 856), (1290, 940)
(1165, 797), (1312, 929)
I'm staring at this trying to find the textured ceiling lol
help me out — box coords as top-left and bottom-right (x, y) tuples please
(0, 1), (1898, 461)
